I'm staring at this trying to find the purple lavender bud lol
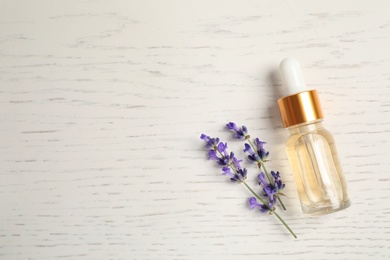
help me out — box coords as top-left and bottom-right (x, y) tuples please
(271, 171), (280, 180)
(249, 197), (262, 209)
(226, 122), (240, 132)
(254, 138), (266, 150)
(258, 172), (268, 186)
(229, 168), (247, 182)
(222, 167), (234, 178)
(248, 197), (273, 213)
(261, 201), (274, 213)
(217, 142), (228, 153)
(244, 143), (261, 162)
(263, 186), (277, 202)
(271, 171), (285, 191)
(254, 138), (269, 161)
(200, 134), (220, 149)
(258, 172), (278, 201)
(208, 150), (219, 160)
(226, 122), (248, 140)
(243, 143), (253, 153)
(238, 168), (247, 180)
(231, 156), (243, 170)
(242, 126), (248, 135)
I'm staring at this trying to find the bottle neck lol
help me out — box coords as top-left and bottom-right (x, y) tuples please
(277, 90), (324, 128)
(286, 119), (324, 135)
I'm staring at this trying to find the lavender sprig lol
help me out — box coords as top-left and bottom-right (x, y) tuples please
(227, 122), (287, 210)
(200, 133), (297, 238)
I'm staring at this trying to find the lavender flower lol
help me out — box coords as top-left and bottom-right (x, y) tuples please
(226, 122), (249, 140)
(232, 156), (243, 169)
(258, 172), (277, 202)
(222, 167), (248, 182)
(231, 169), (248, 182)
(258, 171), (285, 203)
(254, 138), (269, 161)
(200, 134), (219, 149)
(208, 150), (219, 160)
(243, 143), (261, 162)
(200, 134), (246, 183)
(271, 171), (286, 191)
(249, 197), (274, 213)
(244, 138), (269, 162)
(216, 151), (235, 167)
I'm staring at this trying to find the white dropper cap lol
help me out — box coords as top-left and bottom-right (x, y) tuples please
(277, 58), (323, 128)
(279, 58), (307, 96)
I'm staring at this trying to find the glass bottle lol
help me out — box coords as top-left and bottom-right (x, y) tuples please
(277, 58), (351, 215)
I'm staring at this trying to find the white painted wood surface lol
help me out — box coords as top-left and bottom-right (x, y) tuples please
(1, 0), (389, 259)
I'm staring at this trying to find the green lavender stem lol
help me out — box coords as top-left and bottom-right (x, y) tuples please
(273, 211), (297, 239)
(242, 181), (296, 238)
(243, 181), (267, 204)
(277, 196), (286, 210)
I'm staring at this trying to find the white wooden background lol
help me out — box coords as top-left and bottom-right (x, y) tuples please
(1, 0), (389, 259)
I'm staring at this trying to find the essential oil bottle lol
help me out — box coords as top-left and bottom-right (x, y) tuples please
(277, 58), (351, 215)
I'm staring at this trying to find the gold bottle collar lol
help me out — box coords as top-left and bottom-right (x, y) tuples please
(277, 90), (324, 128)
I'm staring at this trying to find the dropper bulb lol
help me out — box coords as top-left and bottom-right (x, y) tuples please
(279, 58), (307, 96)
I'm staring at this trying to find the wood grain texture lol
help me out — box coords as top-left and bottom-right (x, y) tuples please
(0, 0), (389, 259)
